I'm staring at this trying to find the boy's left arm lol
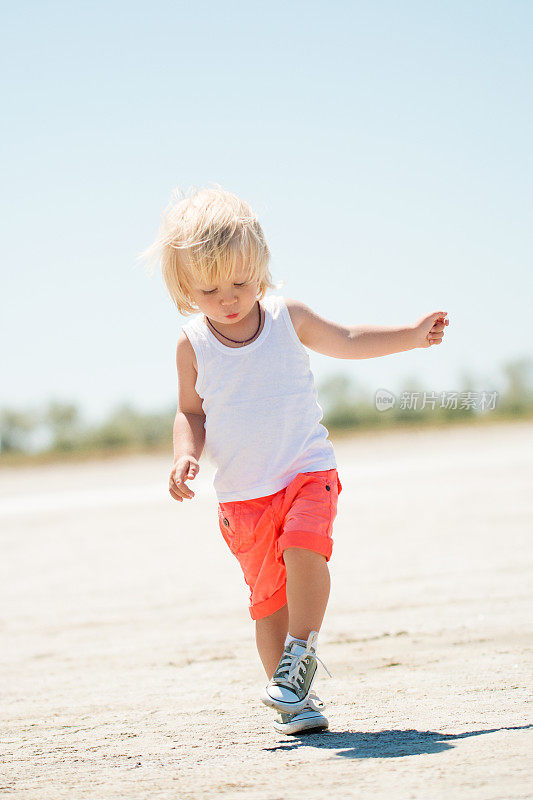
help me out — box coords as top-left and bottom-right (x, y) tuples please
(288, 299), (450, 359)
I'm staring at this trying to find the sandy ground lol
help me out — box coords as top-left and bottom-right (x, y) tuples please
(1, 421), (532, 800)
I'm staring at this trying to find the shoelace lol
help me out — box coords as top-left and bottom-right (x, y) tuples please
(273, 643), (332, 692)
(276, 692), (326, 722)
(306, 691), (326, 713)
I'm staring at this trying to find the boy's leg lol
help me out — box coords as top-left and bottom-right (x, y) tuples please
(260, 548), (331, 714)
(254, 545), (330, 680)
(282, 547), (330, 640)
(255, 603), (289, 678)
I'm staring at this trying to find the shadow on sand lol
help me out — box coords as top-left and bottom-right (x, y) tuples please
(264, 725), (532, 758)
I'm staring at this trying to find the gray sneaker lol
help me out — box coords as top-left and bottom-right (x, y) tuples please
(261, 630), (332, 714)
(272, 691), (329, 735)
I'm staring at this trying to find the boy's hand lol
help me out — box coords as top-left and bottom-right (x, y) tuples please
(169, 456), (200, 502)
(412, 311), (450, 349)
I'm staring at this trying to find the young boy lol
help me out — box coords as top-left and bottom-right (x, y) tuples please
(143, 184), (449, 734)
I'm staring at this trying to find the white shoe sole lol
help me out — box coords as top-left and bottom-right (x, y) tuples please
(273, 711), (329, 735)
(261, 686), (311, 714)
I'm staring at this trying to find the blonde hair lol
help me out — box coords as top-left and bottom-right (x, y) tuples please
(139, 183), (284, 315)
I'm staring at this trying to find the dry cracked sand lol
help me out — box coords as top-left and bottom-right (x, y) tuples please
(1, 421), (532, 799)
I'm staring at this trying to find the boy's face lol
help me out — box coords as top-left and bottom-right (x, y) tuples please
(189, 266), (261, 328)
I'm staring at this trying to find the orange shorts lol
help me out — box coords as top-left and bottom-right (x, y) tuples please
(217, 469), (342, 621)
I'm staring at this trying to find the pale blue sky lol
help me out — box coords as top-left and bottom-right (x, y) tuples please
(2, 0), (532, 424)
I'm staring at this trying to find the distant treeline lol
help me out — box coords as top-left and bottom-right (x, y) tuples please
(1, 358), (532, 465)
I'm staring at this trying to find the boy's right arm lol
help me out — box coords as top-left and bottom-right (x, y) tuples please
(169, 333), (206, 503)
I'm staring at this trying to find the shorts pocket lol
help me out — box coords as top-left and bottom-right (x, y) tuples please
(326, 475), (340, 536)
(301, 471), (340, 536)
(218, 505), (240, 554)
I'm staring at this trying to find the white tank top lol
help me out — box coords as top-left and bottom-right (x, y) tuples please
(181, 294), (337, 502)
